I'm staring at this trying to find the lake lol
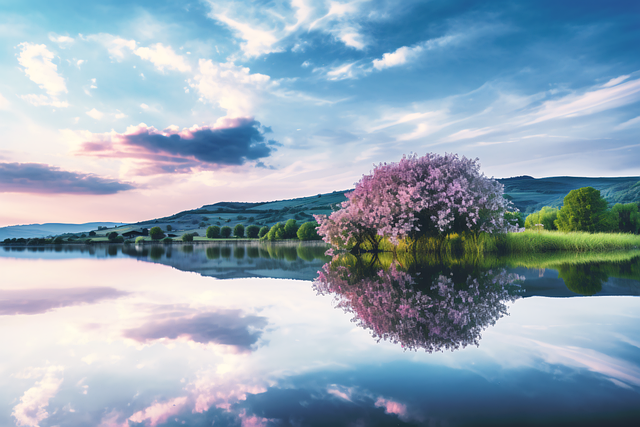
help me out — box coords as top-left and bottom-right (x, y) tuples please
(2, 242), (640, 426)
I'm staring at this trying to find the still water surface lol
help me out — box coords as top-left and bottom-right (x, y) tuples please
(1, 242), (640, 426)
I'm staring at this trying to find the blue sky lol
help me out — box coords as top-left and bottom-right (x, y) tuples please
(1, 0), (639, 225)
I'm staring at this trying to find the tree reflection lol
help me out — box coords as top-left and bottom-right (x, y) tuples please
(314, 254), (523, 352)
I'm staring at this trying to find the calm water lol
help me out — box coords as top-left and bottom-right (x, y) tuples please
(1, 242), (640, 426)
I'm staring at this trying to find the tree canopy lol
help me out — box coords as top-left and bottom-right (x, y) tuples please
(315, 153), (513, 250)
(555, 187), (610, 232)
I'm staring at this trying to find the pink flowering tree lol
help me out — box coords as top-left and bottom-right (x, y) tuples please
(313, 255), (523, 352)
(315, 153), (515, 251)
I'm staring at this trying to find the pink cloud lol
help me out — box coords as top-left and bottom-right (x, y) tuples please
(12, 366), (64, 427)
(128, 396), (188, 426)
(374, 397), (408, 419)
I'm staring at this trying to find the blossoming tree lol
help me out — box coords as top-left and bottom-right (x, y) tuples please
(315, 153), (514, 251)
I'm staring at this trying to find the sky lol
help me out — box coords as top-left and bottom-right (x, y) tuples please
(1, 0), (639, 226)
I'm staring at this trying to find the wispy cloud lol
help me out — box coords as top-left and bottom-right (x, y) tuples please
(372, 35), (457, 71)
(17, 42), (68, 107)
(12, 366), (64, 427)
(133, 43), (192, 73)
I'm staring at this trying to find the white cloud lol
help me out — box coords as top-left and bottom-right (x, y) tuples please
(301, 60), (310, 68)
(76, 59), (85, 68)
(191, 59), (273, 116)
(86, 108), (104, 120)
(87, 34), (136, 60)
(20, 94), (69, 108)
(140, 103), (149, 110)
(214, 14), (282, 58)
(128, 397), (188, 427)
(48, 33), (74, 47)
(324, 61), (361, 80)
(12, 366), (64, 427)
(602, 75), (630, 88)
(17, 42), (68, 107)
(133, 43), (191, 73)
(372, 35), (458, 71)
(527, 76), (640, 124)
(615, 115), (640, 130)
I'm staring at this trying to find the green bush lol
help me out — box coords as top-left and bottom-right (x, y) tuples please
(234, 223), (245, 238)
(113, 236), (124, 243)
(611, 203), (640, 233)
(245, 225), (260, 238)
(525, 207), (559, 231)
(53, 236), (64, 244)
(267, 222), (285, 241)
(206, 225), (221, 238)
(107, 231), (119, 241)
(258, 226), (269, 238)
(166, 224), (172, 232)
(181, 233), (194, 242)
(149, 226), (164, 240)
(555, 187), (610, 232)
(221, 226), (232, 238)
(135, 236), (145, 244)
(162, 237), (173, 243)
(284, 219), (299, 239)
(297, 221), (321, 240)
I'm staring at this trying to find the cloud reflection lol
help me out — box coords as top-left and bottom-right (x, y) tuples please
(12, 366), (64, 427)
(123, 308), (268, 351)
(0, 287), (129, 315)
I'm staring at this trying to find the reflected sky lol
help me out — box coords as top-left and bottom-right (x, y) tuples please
(1, 247), (639, 426)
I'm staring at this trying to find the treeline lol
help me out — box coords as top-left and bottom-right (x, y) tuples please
(524, 187), (640, 233)
(204, 219), (321, 241)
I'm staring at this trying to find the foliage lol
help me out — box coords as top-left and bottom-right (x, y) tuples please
(166, 224), (172, 232)
(611, 203), (640, 234)
(53, 236), (64, 244)
(297, 221), (321, 240)
(89, 230), (96, 236)
(245, 225), (260, 238)
(221, 226), (232, 238)
(267, 222), (285, 241)
(258, 226), (269, 238)
(149, 226), (164, 240)
(107, 231), (119, 241)
(284, 219), (299, 239)
(315, 153), (514, 251)
(181, 233), (194, 242)
(135, 236), (145, 244)
(524, 206), (559, 231)
(234, 223), (245, 238)
(555, 187), (610, 232)
(112, 236), (124, 243)
(206, 225), (221, 238)
(504, 211), (524, 228)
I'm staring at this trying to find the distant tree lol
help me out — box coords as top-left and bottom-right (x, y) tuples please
(234, 223), (245, 238)
(297, 221), (321, 240)
(284, 219), (299, 239)
(181, 233), (194, 242)
(258, 226), (269, 239)
(166, 224), (173, 232)
(149, 226), (164, 240)
(206, 225), (221, 238)
(107, 231), (119, 241)
(267, 222), (285, 241)
(113, 236), (124, 243)
(199, 221), (206, 227)
(555, 187), (610, 232)
(611, 203), (640, 234)
(89, 230), (96, 236)
(245, 225), (260, 238)
(248, 216), (255, 223)
(221, 226), (232, 238)
(525, 207), (559, 231)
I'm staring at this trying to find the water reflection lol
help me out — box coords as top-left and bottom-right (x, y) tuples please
(314, 254), (524, 352)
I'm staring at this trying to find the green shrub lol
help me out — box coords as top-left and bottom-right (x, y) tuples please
(53, 236), (64, 244)
(284, 219), (299, 239)
(162, 237), (173, 243)
(234, 223), (245, 238)
(267, 222), (285, 241)
(246, 225), (260, 238)
(166, 224), (172, 232)
(221, 226), (232, 238)
(135, 236), (145, 244)
(181, 233), (194, 242)
(555, 187), (610, 232)
(149, 226), (164, 240)
(525, 206), (559, 231)
(258, 226), (269, 238)
(206, 225), (221, 238)
(113, 236), (124, 243)
(611, 203), (640, 233)
(107, 231), (119, 241)
(297, 221), (321, 240)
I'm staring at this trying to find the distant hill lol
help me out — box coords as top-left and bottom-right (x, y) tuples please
(498, 176), (640, 214)
(4, 176), (639, 240)
(0, 222), (124, 240)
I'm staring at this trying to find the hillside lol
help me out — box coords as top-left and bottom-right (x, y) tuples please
(4, 176), (639, 240)
(498, 176), (640, 214)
